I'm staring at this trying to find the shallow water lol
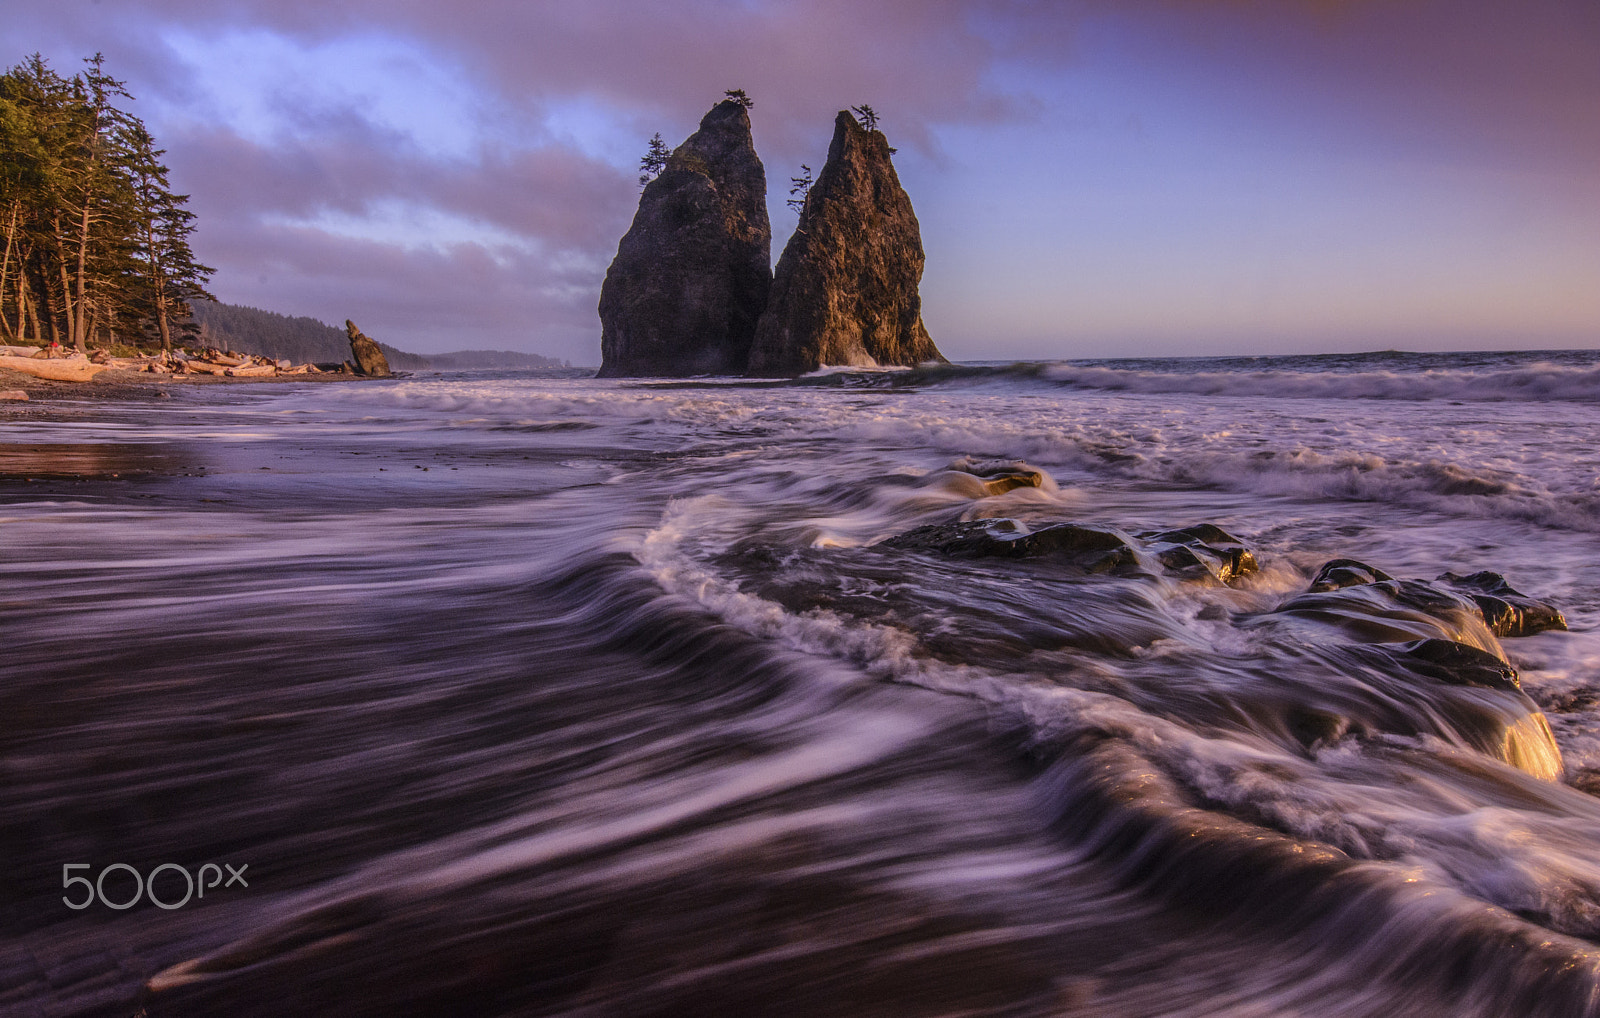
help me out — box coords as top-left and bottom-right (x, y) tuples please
(5, 352), (1600, 1016)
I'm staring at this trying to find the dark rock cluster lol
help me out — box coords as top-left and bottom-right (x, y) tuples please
(1259, 557), (1568, 778)
(872, 512), (1566, 779)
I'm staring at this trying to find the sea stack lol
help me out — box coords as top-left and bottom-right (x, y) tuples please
(597, 100), (771, 377)
(747, 111), (944, 376)
(345, 320), (391, 377)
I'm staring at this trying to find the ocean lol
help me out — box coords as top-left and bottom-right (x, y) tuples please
(6, 348), (1600, 1016)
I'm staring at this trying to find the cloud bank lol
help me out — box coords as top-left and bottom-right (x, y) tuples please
(5, 0), (1597, 361)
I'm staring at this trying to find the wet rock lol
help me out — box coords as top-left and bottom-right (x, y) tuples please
(945, 461), (1046, 496)
(598, 100), (771, 377)
(1439, 571), (1568, 638)
(1314, 641), (1560, 778)
(1308, 559), (1395, 592)
(1287, 559), (1567, 642)
(881, 518), (1260, 584)
(345, 321), (392, 378)
(1396, 638), (1521, 692)
(747, 111), (945, 376)
(883, 519), (1137, 574)
(1258, 559), (1565, 777)
(975, 472), (1043, 496)
(1274, 577), (1487, 646)
(1139, 525), (1259, 584)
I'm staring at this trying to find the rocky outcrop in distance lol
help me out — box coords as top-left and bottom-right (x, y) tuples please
(345, 320), (392, 377)
(597, 100), (771, 377)
(746, 110), (944, 377)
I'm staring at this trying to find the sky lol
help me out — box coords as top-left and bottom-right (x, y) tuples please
(4, 0), (1597, 363)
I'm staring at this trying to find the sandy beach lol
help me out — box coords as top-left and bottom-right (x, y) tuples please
(0, 361), (383, 409)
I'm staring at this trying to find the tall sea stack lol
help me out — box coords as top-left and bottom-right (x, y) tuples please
(747, 111), (944, 376)
(597, 100), (771, 377)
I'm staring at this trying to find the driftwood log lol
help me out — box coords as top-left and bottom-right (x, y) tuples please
(0, 355), (108, 382)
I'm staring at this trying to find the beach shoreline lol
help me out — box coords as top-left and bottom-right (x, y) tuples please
(0, 362), (378, 407)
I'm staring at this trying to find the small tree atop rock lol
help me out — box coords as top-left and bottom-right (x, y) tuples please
(638, 132), (670, 188)
(850, 104), (879, 131)
(724, 89), (753, 109)
(787, 164), (813, 216)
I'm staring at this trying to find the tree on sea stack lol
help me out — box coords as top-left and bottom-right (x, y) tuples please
(638, 132), (669, 188)
(746, 110), (944, 376)
(787, 164), (812, 216)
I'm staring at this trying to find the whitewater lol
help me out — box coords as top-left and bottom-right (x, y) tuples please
(6, 348), (1600, 1016)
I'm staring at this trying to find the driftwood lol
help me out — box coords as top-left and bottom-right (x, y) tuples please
(0, 389), (27, 400)
(0, 355), (108, 382)
(225, 364), (277, 377)
(182, 361), (229, 375)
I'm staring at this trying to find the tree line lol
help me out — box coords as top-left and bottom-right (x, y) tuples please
(0, 53), (212, 353)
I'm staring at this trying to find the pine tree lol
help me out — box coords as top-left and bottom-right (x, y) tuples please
(723, 89), (753, 109)
(57, 54), (134, 351)
(0, 81), (47, 340)
(850, 105), (879, 132)
(787, 165), (813, 216)
(124, 122), (213, 350)
(0, 53), (212, 352)
(638, 132), (670, 188)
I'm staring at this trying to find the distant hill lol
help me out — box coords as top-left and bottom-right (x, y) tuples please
(184, 302), (570, 371)
(425, 349), (568, 369)
(186, 301), (430, 369)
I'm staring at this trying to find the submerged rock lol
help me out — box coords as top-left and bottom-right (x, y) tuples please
(1281, 559), (1567, 644)
(882, 518), (1257, 584)
(884, 519), (1136, 573)
(1262, 558), (1566, 779)
(598, 100), (771, 377)
(1138, 525), (1259, 585)
(345, 321), (391, 378)
(1439, 570), (1568, 638)
(1307, 559), (1395, 592)
(746, 111), (944, 376)
(936, 461), (1049, 497)
(1393, 638), (1522, 692)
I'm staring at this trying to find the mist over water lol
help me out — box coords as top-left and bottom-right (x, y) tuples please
(6, 351), (1600, 1016)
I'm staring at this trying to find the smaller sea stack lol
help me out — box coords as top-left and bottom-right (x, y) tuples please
(345, 320), (391, 377)
(747, 111), (945, 377)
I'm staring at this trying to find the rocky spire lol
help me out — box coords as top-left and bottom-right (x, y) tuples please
(746, 111), (944, 377)
(597, 100), (771, 377)
(345, 320), (391, 377)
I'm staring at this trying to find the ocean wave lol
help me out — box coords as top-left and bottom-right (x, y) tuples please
(1037, 361), (1600, 402)
(694, 357), (1600, 403)
(626, 488), (1600, 1011)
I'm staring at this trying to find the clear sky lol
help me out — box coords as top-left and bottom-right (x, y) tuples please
(5, 1), (1598, 363)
